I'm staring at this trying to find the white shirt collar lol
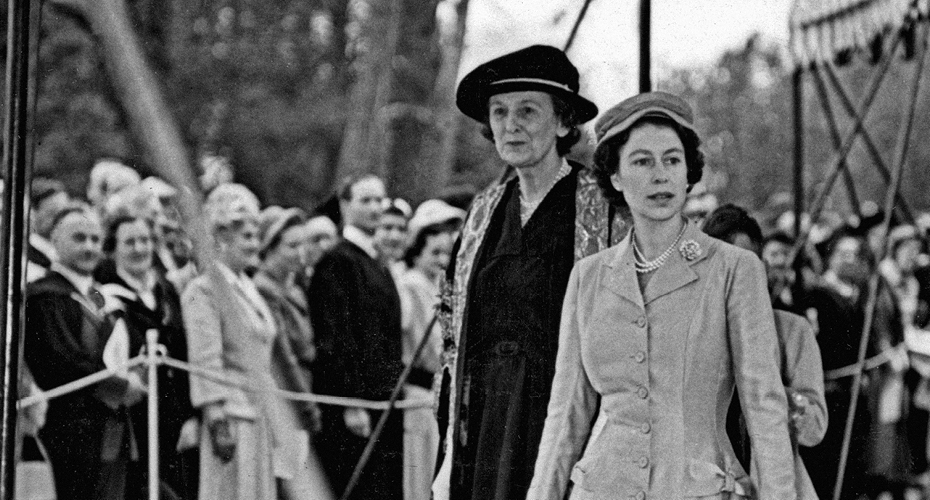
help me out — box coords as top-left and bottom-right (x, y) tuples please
(343, 225), (378, 259)
(30, 233), (58, 262)
(50, 262), (94, 296)
(116, 267), (157, 310)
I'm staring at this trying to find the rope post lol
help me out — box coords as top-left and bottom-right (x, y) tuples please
(146, 329), (159, 500)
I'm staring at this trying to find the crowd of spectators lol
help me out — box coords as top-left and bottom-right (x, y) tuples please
(18, 159), (464, 500)
(14, 155), (930, 500)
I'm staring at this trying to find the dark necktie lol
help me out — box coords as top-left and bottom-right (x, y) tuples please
(88, 286), (106, 311)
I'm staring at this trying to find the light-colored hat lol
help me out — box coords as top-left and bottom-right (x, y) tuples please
(87, 159), (141, 206)
(408, 199), (466, 243)
(259, 206), (306, 253)
(140, 176), (178, 199)
(594, 91), (696, 160)
(888, 224), (920, 252)
(204, 183), (260, 230)
(103, 184), (163, 223)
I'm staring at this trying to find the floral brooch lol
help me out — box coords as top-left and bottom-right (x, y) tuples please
(679, 239), (702, 261)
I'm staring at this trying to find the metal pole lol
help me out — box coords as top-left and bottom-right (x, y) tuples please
(788, 30), (904, 265)
(639, 0), (651, 92)
(563, 0), (594, 53)
(822, 63), (916, 222)
(0, 0), (41, 497)
(146, 329), (160, 500)
(810, 67), (862, 219)
(791, 66), (804, 290)
(339, 314), (437, 500)
(832, 20), (927, 500)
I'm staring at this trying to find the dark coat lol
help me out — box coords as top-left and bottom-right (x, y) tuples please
(308, 239), (404, 499)
(435, 163), (626, 500)
(25, 271), (137, 500)
(451, 171), (577, 500)
(95, 261), (198, 499)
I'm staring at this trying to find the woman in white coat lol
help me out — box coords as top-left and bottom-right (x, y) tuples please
(182, 184), (305, 499)
(526, 92), (797, 499)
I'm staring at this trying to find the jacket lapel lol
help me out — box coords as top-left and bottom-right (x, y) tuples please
(642, 222), (710, 305)
(604, 235), (645, 310)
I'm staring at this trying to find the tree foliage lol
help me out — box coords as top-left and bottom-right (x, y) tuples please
(662, 32), (930, 224)
(4, 0), (476, 211)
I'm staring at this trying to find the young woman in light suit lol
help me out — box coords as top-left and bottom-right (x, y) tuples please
(526, 92), (797, 499)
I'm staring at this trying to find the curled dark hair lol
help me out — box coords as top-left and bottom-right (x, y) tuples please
(103, 214), (154, 254)
(480, 94), (582, 157)
(403, 221), (456, 269)
(702, 204), (763, 254)
(592, 116), (705, 208)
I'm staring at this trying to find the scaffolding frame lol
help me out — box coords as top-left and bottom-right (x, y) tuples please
(790, 1), (930, 498)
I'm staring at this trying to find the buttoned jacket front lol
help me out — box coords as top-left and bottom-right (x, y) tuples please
(527, 223), (797, 500)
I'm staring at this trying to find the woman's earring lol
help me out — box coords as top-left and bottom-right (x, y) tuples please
(610, 172), (623, 192)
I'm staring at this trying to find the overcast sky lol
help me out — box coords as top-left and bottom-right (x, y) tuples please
(459, 0), (794, 116)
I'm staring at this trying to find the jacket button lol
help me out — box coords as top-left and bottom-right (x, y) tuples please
(637, 386), (649, 399)
(634, 351), (646, 363)
(635, 316), (646, 328)
(638, 456), (649, 468)
(640, 422), (651, 434)
(636, 492), (646, 500)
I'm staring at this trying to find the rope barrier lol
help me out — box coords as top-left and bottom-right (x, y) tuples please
(158, 356), (432, 410)
(17, 355), (146, 409)
(17, 351), (433, 412)
(823, 348), (894, 380)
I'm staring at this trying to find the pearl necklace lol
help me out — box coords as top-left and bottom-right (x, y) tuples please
(631, 222), (687, 274)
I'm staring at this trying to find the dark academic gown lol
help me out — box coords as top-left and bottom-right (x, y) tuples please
(450, 172), (577, 500)
(798, 284), (872, 500)
(24, 271), (139, 500)
(308, 239), (404, 500)
(95, 261), (199, 500)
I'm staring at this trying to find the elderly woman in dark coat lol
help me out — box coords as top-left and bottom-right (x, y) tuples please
(433, 45), (624, 500)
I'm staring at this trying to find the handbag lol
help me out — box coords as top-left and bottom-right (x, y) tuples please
(16, 434), (56, 500)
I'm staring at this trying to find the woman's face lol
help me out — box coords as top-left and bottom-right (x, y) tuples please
(267, 224), (308, 275)
(829, 236), (870, 285)
(374, 213), (408, 262)
(610, 123), (688, 224)
(114, 218), (154, 278)
(894, 238), (921, 273)
(221, 220), (261, 273)
(488, 91), (568, 169)
(414, 231), (454, 282)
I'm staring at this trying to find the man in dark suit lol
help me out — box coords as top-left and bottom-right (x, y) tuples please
(309, 174), (404, 499)
(25, 205), (145, 500)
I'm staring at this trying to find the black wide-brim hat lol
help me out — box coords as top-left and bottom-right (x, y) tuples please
(456, 45), (599, 124)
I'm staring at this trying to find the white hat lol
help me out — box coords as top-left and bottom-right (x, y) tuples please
(88, 159), (141, 206)
(408, 199), (466, 243)
(204, 183), (260, 230)
(140, 176), (178, 199)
